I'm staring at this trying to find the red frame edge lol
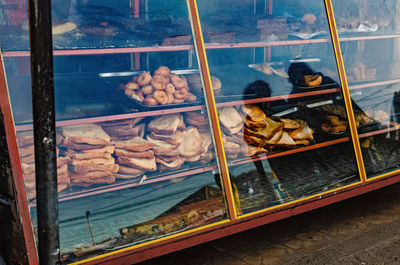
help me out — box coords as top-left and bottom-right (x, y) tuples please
(80, 173), (400, 265)
(0, 54), (39, 265)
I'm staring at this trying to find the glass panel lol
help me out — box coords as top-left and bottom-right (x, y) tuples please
(332, 0), (400, 178)
(197, 0), (361, 215)
(2, 0), (229, 262)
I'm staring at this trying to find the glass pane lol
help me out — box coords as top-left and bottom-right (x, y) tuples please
(197, 0), (361, 215)
(2, 0), (230, 262)
(332, 0), (400, 178)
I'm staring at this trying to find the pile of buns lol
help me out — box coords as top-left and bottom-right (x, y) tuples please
(17, 131), (70, 199)
(123, 66), (197, 106)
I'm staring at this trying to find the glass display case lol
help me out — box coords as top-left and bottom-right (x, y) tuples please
(1, 0), (400, 264)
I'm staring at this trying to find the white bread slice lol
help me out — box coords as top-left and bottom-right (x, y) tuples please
(114, 148), (154, 159)
(61, 124), (111, 145)
(150, 130), (183, 145)
(265, 130), (283, 145)
(218, 107), (243, 130)
(177, 127), (204, 158)
(241, 105), (267, 122)
(200, 132), (212, 152)
(71, 163), (119, 174)
(118, 165), (145, 175)
(146, 136), (179, 156)
(71, 152), (113, 160)
(276, 131), (296, 146)
(117, 156), (157, 171)
(147, 114), (183, 135)
(113, 136), (155, 152)
(155, 157), (185, 168)
(71, 157), (115, 166)
(288, 126), (314, 141)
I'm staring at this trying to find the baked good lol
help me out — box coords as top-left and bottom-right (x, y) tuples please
(145, 137), (179, 156)
(147, 114), (183, 135)
(264, 130), (283, 145)
(150, 131), (184, 145)
(113, 137), (155, 152)
(218, 107), (243, 130)
(244, 118), (283, 140)
(279, 118), (301, 129)
(118, 165), (145, 176)
(177, 127), (204, 158)
(155, 157), (185, 168)
(71, 157), (116, 167)
(288, 126), (314, 141)
(117, 156), (157, 171)
(241, 105), (267, 123)
(61, 124), (111, 145)
(275, 131), (296, 146)
(114, 148), (155, 159)
(71, 164), (119, 174)
(70, 152), (113, 160)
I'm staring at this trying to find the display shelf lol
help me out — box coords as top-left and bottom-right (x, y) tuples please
(348, 79), (400, 90)
(359, 124), (400, 138)
(3, 34), (400, 58)
(215, 88), (340, 108)
(228, 137), (350, 167)
(14, 104), (206, 132)
(28, 164), (217, 206)
(15, 88), (341, 131)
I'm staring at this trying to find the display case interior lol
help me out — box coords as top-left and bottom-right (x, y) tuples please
(197, 0), (362, 216)
(332, 0), (400, 179)
(3, 0), (400, 263)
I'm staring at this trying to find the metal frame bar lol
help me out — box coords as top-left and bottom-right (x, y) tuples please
(28, 0), (60, 264)
(325, 0), (367, 182)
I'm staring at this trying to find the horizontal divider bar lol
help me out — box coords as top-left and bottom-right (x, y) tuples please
(4, 33), (400, 58)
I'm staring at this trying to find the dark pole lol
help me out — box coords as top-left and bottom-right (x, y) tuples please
(28, 0), (60, 264)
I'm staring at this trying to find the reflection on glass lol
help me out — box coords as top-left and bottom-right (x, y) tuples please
(333, 0), (400, 178)
(197, 0), (360, 215)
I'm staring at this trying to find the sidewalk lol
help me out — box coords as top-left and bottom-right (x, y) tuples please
(138, 182), (400, 265)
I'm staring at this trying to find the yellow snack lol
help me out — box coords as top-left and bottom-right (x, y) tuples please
(304, 74), (322, 87)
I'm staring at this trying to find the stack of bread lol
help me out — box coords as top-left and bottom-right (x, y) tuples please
(217, 106), (249, 159)
(242, 104), (314, 150)
(184, 111), (214, 164)
(17, 131), (70, 199)
(146, 114), (187, 170)
(113, 137), (156, 179)
(98, 118), (145, 141)
(60, 124), (118, 187)
(123, 66), (197, 106)
(186, 74), (222, 96)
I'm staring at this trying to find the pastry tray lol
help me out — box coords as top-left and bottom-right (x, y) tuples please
(102, 69), (204, 111)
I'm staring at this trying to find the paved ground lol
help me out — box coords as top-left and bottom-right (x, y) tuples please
(137, 182), (400, 265)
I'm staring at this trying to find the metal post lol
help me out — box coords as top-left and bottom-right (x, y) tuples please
(28, 0), (60, 264)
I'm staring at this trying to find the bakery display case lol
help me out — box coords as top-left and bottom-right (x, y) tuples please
(2, 0), (400, 264)
(332, 0), (400, 179)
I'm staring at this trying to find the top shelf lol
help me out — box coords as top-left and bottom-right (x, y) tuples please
(3, 34), (400, 58)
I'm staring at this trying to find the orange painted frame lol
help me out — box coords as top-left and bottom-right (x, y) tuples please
(0, 54), (39, 264)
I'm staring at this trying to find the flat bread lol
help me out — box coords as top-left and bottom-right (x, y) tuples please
(113, 137), (155, 152)
(276, 131), (296, 146)
(280, 118), (301, 129)
(118, 165), (145, 176)
(20, 144), (34, 157)
(288, 126), (314, 141)
(150, 130), (184, 145)
(177, 127), (204, 158)
(146, 136), (179, 156)
(222, 123), (243, 135)
(61, 124), (111, 145)
(17, 131), (34, 147)
(264, 130), (283, 145)
(71, 152), (113, 160)
(114, 172), (144, 179)
(71, 164), (119, 174)
(63, 141), (106, 151)
(71, 158), (115, 167)
(155, 157), (185, 168)
(70, 171), (115, 186)
(117, 156), (157, 171)
(114, 148), (155, 159)
(218, 107), (243, 130)
(147, 114), (183, 135)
